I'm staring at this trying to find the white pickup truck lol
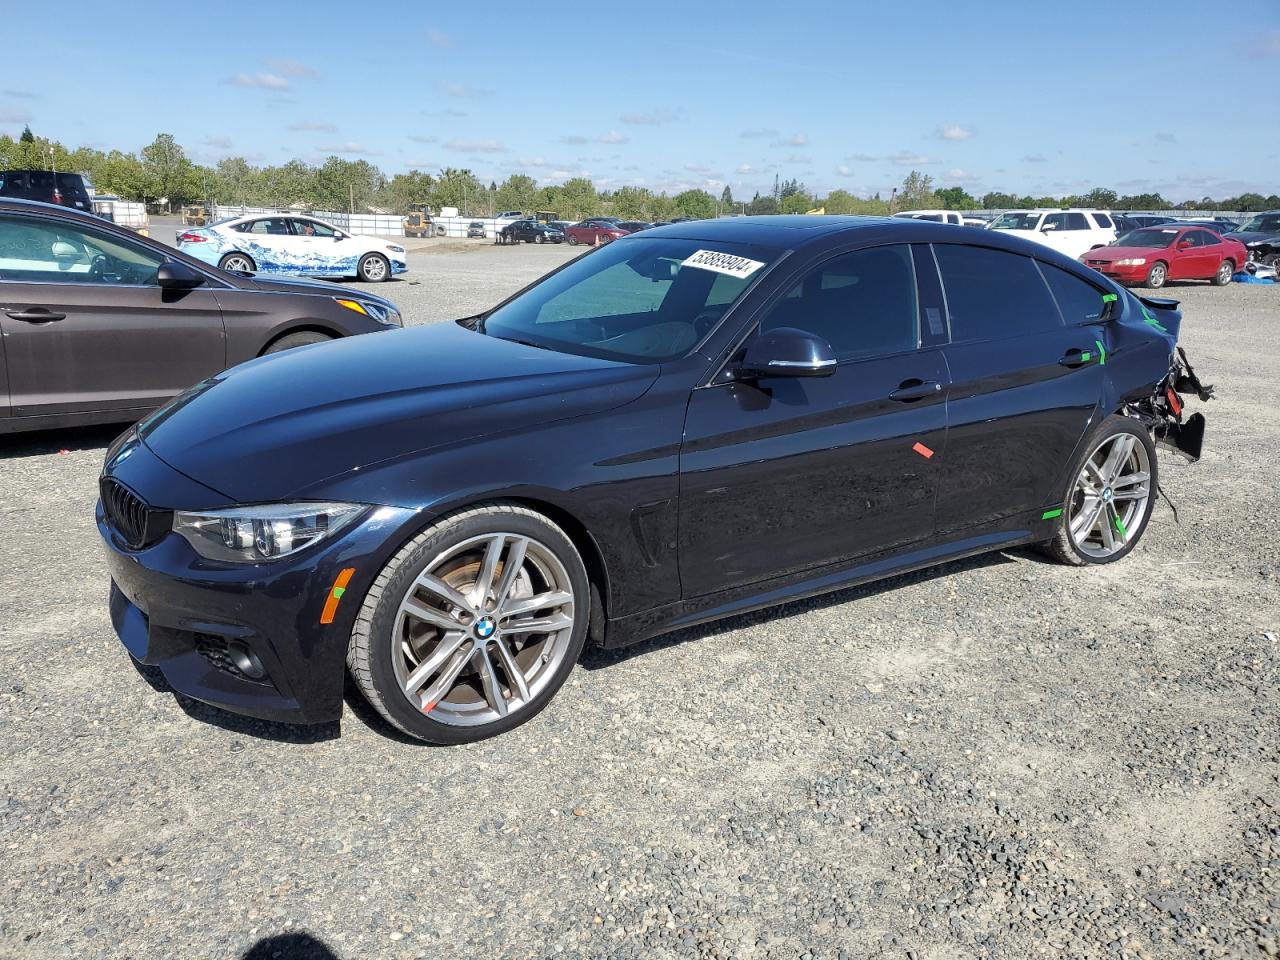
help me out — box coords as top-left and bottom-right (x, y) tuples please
(986, 209), (1118, 260)
(892, 209), (966, 225)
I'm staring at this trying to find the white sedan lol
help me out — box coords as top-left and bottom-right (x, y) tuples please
(177, 214), (407, 282)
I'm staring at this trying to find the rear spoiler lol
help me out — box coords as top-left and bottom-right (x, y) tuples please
(1138, 294), (1180, 313)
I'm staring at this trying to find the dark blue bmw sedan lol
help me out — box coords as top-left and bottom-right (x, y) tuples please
(98, 216), (1210, 744)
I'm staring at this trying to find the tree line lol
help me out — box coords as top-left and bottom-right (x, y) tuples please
(2, 127), (1275, 220)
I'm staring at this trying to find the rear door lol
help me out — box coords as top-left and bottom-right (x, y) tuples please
(0, 213), (226, 419)
(679, 243), (949, 596)
(930, 243), (1107, 534)
(234, 217), (297, 274)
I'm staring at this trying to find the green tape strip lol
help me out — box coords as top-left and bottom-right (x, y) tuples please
(1094, 339), (1107, 365)
(1041, 508), (1063, 520)
(1081, 352), (1091, 362)
(332, 586), (346, 599)
(1140, 305), (1168, 333)
(1113, 515), (1127, 537)
(1101, 293), (1117, 303)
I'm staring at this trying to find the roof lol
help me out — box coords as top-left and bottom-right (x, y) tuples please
(640, 214), (896, 246)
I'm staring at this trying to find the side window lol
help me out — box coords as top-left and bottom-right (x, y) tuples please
(760, 244), (918, 359)
(0, 215), (164, 285)
(1042, 213), (1069, 231)
(934, 244), (1063, 342)
(296, 219), (337, 238)
(1065, 212), (1090, 231)
(1193, 230), (1218, 246)
(247, 218), (291, 235)
(1092, 213), (1113, 229)
(948, 214), (962, 225)
(1038, 262), (1106, 325)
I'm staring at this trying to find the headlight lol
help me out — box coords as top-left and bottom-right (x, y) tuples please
(333, 296), (403, 326)
(1114, 258), (1147, 266)
(386, 244), (405, 254)
(173, 502), (364, 562)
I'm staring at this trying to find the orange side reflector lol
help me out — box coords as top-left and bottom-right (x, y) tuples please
(912, 442), (934, 459)
(1166, 387), (1183, 416)
(319, 567), (356, 625)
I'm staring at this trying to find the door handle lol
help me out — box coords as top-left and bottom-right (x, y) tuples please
(1058, 349), (1090, 368)
(5, 308), (66, 323)
(888, 379), (943, 402)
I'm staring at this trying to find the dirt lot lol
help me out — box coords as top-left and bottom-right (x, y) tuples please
(1, 247), (1276, 959)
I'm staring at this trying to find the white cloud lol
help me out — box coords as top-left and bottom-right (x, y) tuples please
(203, 135), (234, 149)
(599, 130), (629, 144)
(938, 123), (972, 141)
(740, 127), (778, 139)
(737, 163), (755, 174)
(946, 168), (981, 182)
(2, 89), (36, 99)
(265, 58), (319, 79)
(445, 138), (507, 153)
(846, 152), (879, 162)
(407, 134), (437, 144)
(230, 72), (290, 90)
(784, 154), (811, 164)
(772, 133), (807, 147)
(889, 151), (935, 166)
(316, 141), (381, 156)
(1154, 132), (1177, 144)
(835, 164), (853, 176)
(1022, 153), (1047, 163)
(441, 82), (493, 99)
(0, 107), (33, 124)
(621, 109), (676, 125)
(560, 135), (589, 145)
(289, 120), (337, 133)
(427, 27), (454, 48)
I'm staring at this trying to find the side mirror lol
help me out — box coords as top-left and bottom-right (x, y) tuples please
(737, 327), (837, 379)
(1176, 239), (1192, 250)
(157, 261), (205, 289)
(1041, 223), (1057, 233)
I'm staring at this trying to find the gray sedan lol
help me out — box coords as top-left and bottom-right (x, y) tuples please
(0, 199), (404, 434)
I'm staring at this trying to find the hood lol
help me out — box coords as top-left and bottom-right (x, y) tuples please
(249, 273), (375, 298)
(140, 323), (659, 503)
(1226, 230), (1279, 245)
(1086, 244), (1169, 260)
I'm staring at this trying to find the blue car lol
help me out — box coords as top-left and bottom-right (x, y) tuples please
(99, 217), (1209, 744)
(177, 213), (407, 282)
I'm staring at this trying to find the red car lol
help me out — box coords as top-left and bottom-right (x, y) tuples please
(1081, 225), (1245, 289)
(564, 218), (627, 246)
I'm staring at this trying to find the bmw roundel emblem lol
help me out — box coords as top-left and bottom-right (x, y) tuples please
(475, 617), (496, 639)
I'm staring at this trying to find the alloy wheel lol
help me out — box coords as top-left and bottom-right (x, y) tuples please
(391, 533), (576, 726)
(1068, 433), (1152, 559)
(362, 256), (388, 281)
(222, 254), (253, 272)
(1216, 261), (1232, 284)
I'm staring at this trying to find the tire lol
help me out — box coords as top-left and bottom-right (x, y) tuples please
(535, 232), (544, 244)
(347, 503), (591, 745)
(1038, 415), (1158, 566)
(1212, 259), (1234, 286)
(357, 252), (390, 282)
(219, 252), (256, 273)
(1145, 261), (1168, 289)
(262, 331), (333, 355)
(567, 234), (578, 246)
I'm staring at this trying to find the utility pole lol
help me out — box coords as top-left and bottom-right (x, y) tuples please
(349, 182), (354, 214)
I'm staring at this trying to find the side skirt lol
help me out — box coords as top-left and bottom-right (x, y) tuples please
(602, 525), (1040, 649)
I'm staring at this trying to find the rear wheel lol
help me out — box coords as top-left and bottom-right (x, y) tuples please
(347, 503), (590, 744)
(535, 232), (545, 244)
(219, 252), (256, 273)
(567, 234), (578, 246)
(358, 253), (390, 282)
(1040, 416), (1157, 566)
(262, 330), (333, 355)
(1212, 259), (1234, 286)
(1145, 261), (1168, 288)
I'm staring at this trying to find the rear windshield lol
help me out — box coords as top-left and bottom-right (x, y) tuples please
(989, 212), (1041, 230)
(481, 237), (778, 363)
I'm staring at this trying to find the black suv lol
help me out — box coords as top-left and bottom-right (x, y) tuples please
(0, 170), (94, 213)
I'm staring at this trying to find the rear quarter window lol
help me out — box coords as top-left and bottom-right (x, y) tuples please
(1091, 213), (1113, 229)
(934, 244), (1063, 342)
(1038, 262), (1107, 325)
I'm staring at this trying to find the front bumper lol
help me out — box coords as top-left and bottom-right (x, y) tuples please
(97, 442), (418, 724)
(1084, 261), (1147, 282)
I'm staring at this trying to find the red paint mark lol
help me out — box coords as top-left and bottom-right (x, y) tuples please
(58, 449), (70, 455)
(1166, 387), (1183, 416)
(912, 442), (934, 459)
(422, 700), (437, 714)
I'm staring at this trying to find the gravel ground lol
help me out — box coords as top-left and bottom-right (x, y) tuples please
(1, 253), (1276, 960)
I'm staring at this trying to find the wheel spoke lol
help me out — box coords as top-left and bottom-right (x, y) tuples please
(1111, 470), (1149, 489)
(1099, 507), (1117, 550)
(471, 535), (505, 608)
(1101, 435), (1136, 482)
(500, 590), (573, 620)
(492, 636), (531, 703)
(1071, 497), (1103, 540)
(416, 640), (474, 712)
(504, 612), (574, 635)
(401, 630), (468, 696)
(1112, 487), (1149, 501)
(491, 537), (529, 610)
(416, 573), (474, 614)
(474, 644), (509, 718)
(400, 594), (461, 632)
(1083, 459), (1106, 489)
(1108, 504), (1128, 545)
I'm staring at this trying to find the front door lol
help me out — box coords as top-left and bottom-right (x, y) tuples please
(929, 243), (1107, 534)
(679, 243), (948, 597)
(0, 213), (226, 419)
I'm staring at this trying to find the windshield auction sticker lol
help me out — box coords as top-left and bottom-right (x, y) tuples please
(681, 249), (765, 278)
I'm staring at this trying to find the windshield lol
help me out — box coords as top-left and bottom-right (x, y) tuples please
(989, 212), (1041, 230)
(1115, 228), (1179, 248)
(481, 237), (778, 363)
(1237, 214), (1280, 233)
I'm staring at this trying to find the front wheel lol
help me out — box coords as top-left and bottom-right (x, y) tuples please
(535, 232), (544, 244)
(567, 234), (578, 246)
(1145, 261), (1168, 289)
(347, 503), (590, 744)
(262, 330), (333, 355)
(358, 253), (390, 282)
(1212, 260), (1234, 286)
(1039, 416), (1157, 566)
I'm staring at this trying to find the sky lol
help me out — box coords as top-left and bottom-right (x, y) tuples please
(1, 0), (1277, 202)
